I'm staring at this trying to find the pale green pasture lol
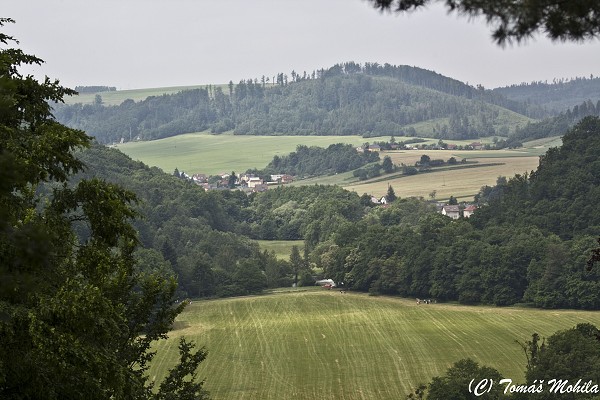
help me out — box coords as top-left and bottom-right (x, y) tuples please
(63, 84), (230, 106)
(256, 240), (304, 260)
(149, 291), (600, 400)
(64, 83), (278, 106)
(116, 133), (367, 175)
(520, 135), (563, 149)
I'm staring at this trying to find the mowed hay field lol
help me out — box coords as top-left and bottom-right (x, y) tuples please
(345, 151), (541, 200)
(149, 291), (600, 400)
(115, 133), (366, 175)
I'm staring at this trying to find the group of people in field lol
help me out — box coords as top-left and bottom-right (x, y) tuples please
(416, 298), (436, 305)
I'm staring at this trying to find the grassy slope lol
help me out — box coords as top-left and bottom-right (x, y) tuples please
(346, 153), (540, 200)
(293, 150), (542, 201)
(115, 133), (367, 175)
(116, 134), (561, 201)
(63, 83), (281, 106)
(256, 240), (304, 260)
(149, 291), (600, 400)
(63, 84), (230, 106)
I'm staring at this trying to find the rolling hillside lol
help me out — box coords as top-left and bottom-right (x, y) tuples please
(54, 63), (536, 144)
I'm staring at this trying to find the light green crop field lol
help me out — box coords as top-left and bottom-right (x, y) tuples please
(116, 133), (367, 175)
(148, 291), (600, 400)
(256, 240), (304, 260)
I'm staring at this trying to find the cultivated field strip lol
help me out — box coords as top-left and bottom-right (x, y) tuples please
(149, 291), (600, 400)
(347, 155), (540, 199)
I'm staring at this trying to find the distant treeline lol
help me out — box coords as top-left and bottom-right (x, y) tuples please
(74, 86), (117, 93)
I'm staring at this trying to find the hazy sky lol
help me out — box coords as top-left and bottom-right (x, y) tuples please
(4, 0), (600, 90)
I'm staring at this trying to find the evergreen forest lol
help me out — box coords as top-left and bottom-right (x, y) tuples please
(53, 63), (600, 145)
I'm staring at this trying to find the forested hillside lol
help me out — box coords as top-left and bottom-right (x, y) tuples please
(72, 117), (600, 310)
(511, 99), (600, 142)
(71, 145), (375, 297)
(313, 117), (600, 309)
(247, 143), (380, 178)
(54, 63), (536, 143)
(494, 76), (600, 113)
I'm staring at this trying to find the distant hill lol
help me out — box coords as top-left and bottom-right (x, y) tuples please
(493, 76), (600, 113)
(53, 63), (599, 144)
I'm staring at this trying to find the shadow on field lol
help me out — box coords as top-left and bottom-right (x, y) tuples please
(171, 321), (190, 331)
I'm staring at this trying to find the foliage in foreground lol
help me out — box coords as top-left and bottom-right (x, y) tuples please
(411, 323), (600, 399)
(369, 0), (600, 45)
(0, 18), (208, 399)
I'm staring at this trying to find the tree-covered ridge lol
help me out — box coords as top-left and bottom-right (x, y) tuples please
(510, 99), (600, 143)
(311, 118), (600, 309)
(473, 116), (600, 240)
(494, 76), (600, 113)
(54, 62), (538, 143)
(254, 143), (379, 177)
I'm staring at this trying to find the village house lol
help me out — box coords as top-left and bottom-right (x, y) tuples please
(269, 174), (294, 184)
(469, 142), (483, 150)
(192, 173), (207, 184)
(247, 177), (263, 188)
(463, 204), (477, 218)
(281, 174), (294, 184)
(441, 205), (460, 219)
(240, 173), (256, 183)
(368, 144), (381, 152)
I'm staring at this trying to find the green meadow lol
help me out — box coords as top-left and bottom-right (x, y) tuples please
(149, 291), (600, 400)
(64, 85), (226, 106)
(116, 132), (367, 175)
(63, 83), (275, 106)
(256, 240), (304, 260)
